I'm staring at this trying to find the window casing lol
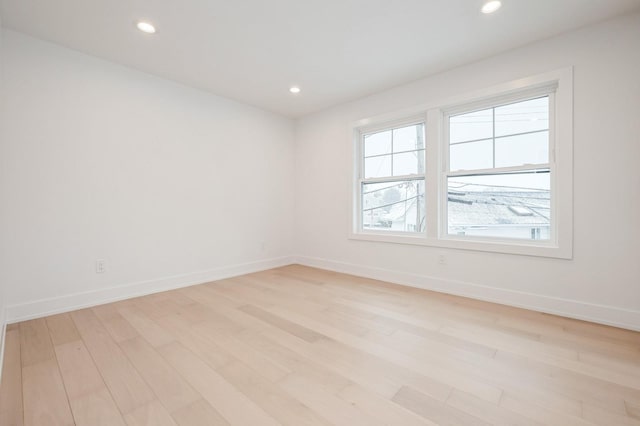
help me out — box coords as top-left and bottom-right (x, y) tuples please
(351, 69), (573, 259)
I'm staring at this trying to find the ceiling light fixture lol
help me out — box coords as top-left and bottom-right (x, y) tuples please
(289, 86), (301, 94)
(136, 21), (156, 34)
(481, 1), (502, 14)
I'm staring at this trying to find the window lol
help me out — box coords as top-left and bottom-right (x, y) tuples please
(351, 69), (573, 258)
(445, 95), (552, 241)
(358, 121), (426, 233)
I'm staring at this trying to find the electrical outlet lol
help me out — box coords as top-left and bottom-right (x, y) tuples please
(96, 259), (106, 274)
(438, 254), (447, 265)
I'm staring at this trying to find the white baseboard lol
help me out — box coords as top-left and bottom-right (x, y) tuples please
(0, 323), (5, 385)
(0, 306), (6, 384)
(6, 256), (296, 324)
(4, 254), (638, 332)
(294, 255), (640, 332)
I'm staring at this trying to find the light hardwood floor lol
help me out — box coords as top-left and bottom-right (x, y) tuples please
(1, 265), (639, 425)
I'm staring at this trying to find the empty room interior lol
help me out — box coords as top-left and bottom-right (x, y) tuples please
(0, 0), (639, 425)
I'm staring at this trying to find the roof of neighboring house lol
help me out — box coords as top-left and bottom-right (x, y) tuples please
(366, 183), (550, 228)
(448, 190), (550, 227)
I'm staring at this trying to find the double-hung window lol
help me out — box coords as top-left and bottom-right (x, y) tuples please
(352, 69), (573, 258)
(444, 90), (554, 241)
(359, 121), (426, 234)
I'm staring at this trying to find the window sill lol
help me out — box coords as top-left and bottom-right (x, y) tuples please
(348, 232), (572, 259)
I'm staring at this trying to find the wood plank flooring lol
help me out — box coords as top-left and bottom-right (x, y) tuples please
(1, 265), (639, 425)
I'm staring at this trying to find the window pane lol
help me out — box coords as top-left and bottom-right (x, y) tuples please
(393, 150), (425, 176)
(447, 171), (550, 240)
(393, 123), (425, 152)
(449, 108), (493, 143)
(364, 130), (391, 157)
(362, 180), (425, 232)
(495, 131), (549, 168)
(495, 97), (549, 137)
(364, 155), (391, 178)
(450, 139), (493, 171)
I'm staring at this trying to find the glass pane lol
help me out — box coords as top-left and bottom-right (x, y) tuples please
(362, 180), (425, 232)
(364, 155), (391, 178)
(449, 108), (493, 144)
(447, 171), (550, 240)
(393, 150), (425, 176)
(393, 123), (425, 152)
(495, 97), (549, 137)
(364, 130), (391, 157)
(450, 139), (493, 171)
(495, 131), (549, 168)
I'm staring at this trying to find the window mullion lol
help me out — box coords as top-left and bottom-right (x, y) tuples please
(425, 109), (441, 239)
(492, 107), (496, 169)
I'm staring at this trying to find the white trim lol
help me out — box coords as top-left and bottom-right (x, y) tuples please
(441, 82), (558, 116)
(348, 232), (567, 258)
(294, 256), (640, 332)
(5, 256), (295, 323)
(351, 69), (572, 130)
(359, 115), (425, 136)
(3, 257), (638, 347)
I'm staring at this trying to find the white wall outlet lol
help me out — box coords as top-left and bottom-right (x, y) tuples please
(438, 254), (447, 265)
(96, 259), (106, 273)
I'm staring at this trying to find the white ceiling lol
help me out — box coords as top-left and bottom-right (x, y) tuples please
(2, 0), (639, 117)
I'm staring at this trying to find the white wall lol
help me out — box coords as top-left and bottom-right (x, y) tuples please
(0, 9), (6, 360)
(0, 30), (295, 321)
(294, 13), (640, 330)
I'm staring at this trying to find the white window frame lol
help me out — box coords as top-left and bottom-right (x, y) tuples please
(349, 68), (573, 259)
(354, 116), (427, 238)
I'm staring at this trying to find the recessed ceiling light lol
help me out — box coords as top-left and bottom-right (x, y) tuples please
(136, 21), (156, 34)
(481, 0), (502, 14)
(289, 86), (301, 94)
